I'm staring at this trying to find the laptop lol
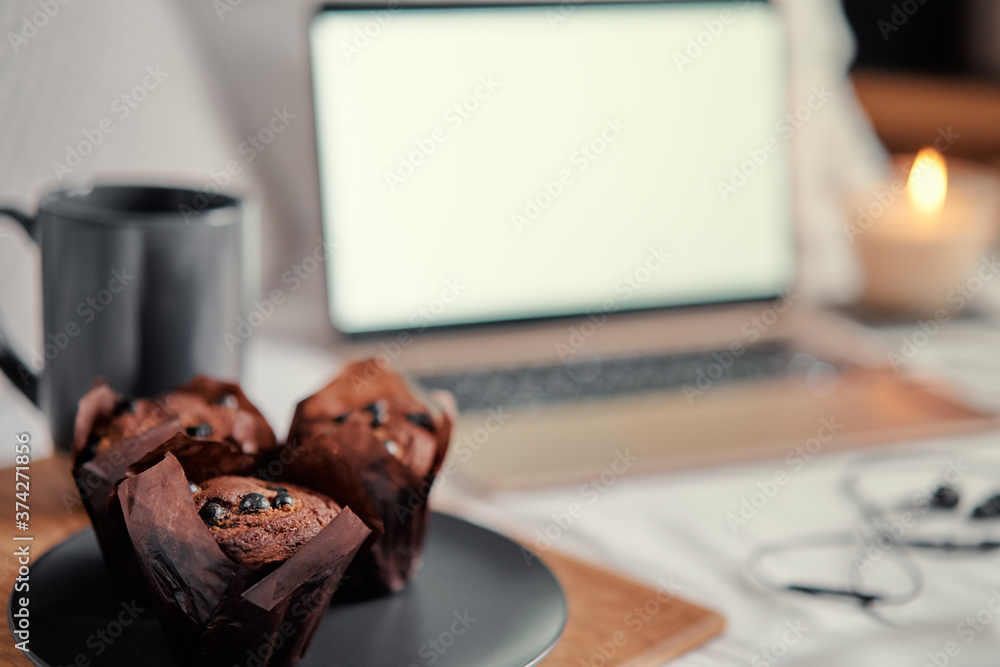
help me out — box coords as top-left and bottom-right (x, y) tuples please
(307, 0), (992, 488)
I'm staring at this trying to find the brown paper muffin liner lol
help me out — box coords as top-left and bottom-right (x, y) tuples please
(286, 359), (452, 597)
(113, 447), (374, 667)
(70, 377), (276, 598)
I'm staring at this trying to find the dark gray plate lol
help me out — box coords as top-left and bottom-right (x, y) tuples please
(9, 513), (566, 666)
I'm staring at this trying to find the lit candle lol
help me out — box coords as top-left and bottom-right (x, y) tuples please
(907, 148), (948, 225)
(849, 148), (1000, 317)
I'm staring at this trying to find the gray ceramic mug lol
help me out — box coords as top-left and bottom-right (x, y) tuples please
(0, 184), (244, 450)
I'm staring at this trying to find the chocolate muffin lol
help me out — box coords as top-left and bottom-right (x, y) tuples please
(287, 359), (452, 595)
(114, 451), (373, 667)
(85, 396), (172, 456)
(191, 476), (341, 568)
(295, 398), (440, 482)
(71, 376), (277, 598)
(290, 362), (445, 480)
(75, 376), (276, 464)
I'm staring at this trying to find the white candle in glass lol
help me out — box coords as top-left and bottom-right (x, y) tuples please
(850, 148), (1000, 317)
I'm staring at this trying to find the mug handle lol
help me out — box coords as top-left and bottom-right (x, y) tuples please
(0, 208), (40, 405)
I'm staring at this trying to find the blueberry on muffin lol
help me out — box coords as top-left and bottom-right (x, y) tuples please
(71, 377), (278, 599)
(74, 376), (276, 465)
(113, 451), (373, 667)
(191, 477), (341, 568)
(286, 358), (452, 594)
(290, 364), (446, 482)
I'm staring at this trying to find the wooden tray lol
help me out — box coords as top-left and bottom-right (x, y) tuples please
(536, 548), (724, 666)
(0, 455), (723, 666)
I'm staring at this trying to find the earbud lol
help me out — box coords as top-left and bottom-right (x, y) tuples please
(929, 485), (960, 510)
(971, 494), (1000, 520)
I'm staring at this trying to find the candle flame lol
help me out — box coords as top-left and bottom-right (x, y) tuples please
(906, 147), (948, 218)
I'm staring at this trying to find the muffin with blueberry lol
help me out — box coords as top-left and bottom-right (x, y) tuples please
(114, 444), (372, 667)
(192, 476), (341, 568)
(71, 376), (277, 596)
(73, 376), (276, 465)
(286, 358), (452, 595)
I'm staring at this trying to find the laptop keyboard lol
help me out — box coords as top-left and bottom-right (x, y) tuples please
(415, 341), (794, 412)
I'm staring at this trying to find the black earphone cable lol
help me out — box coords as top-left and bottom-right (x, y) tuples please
(741, 447), (1000, 618)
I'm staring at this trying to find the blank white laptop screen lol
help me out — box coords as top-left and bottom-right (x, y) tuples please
(311, 1), (793, 334)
